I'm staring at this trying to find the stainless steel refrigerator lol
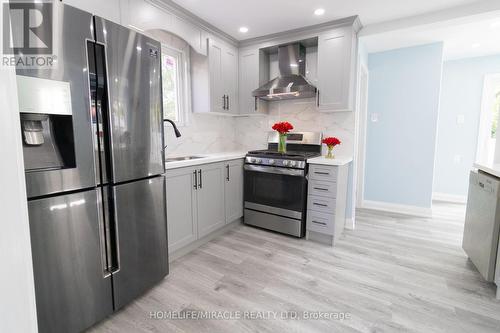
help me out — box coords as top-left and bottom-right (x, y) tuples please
(15, 4), (168, 333)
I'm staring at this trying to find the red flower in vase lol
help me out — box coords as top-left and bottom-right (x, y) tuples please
(272, 122), (294, 134)
(322, 137), (341, 147)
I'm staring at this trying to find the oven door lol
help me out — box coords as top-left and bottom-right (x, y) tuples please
(244, 164), (307, 218)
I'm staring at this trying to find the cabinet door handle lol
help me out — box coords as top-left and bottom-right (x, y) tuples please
(313, 202), (327, 207)
(317, 89), (320, 107)
(227, 95), (230, 110)
(198, 169), (202, 189)
(315, 171), (329, 175)
(222, 95), (226, 110)
(193, 170), (198, 190)
(226, 165), (230, 181)
(254, 97), (258, 111)
(313, 187), (328, 191)
(312, 220), (327, 226)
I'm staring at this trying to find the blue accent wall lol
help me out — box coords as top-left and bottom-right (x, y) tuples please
(364, 43), (444, 208)
(434, 55), (500, 197)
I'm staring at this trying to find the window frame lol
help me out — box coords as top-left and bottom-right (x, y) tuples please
(161, 44), (191, 127)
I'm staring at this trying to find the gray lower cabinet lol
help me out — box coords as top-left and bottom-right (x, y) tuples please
(306, 163), (350, 246)
(165, 166), (198, 253)
(224, 159), (244, 223)
(197, 163), (226, 237)
(166, 159), (244, 254)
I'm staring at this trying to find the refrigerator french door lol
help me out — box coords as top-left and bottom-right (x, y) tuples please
(91, 15), (168, 310)
(15, 4), (168, 333)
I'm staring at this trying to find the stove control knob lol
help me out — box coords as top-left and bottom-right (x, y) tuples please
(282, 160), (289, 166)
(256, 158), (262, 164)
(289, 161), (297, 167)
(250, 158), (256, 163)
(268, 159), (275, 165)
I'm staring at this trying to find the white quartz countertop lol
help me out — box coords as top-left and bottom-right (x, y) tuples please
(473, 161), (500, 178)
(307, 156), (353, 166)
(165, 151), (247, 170)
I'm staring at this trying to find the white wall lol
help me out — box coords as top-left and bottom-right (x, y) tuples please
(0, 69), (38, 331)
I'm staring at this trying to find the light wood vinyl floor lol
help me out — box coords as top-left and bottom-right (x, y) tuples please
(89, 202), (500, 332)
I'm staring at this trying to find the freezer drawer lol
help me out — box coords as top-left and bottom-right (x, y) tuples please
(28, 190), (113, 333)
(463, 170), (500, 282)
(111, 176), (168, 309)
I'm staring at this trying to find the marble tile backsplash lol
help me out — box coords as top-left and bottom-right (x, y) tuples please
(164, 113), (238, 157)
(235, 98), (355, 156)
(164, 98), (355, 157)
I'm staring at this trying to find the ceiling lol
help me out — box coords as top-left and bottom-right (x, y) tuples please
(361, 15), (500, 60)
(170, 0), (481, 40)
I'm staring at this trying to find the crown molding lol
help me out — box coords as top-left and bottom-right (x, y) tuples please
(150, 0), (238, 46)
(239, 16), (362, 48)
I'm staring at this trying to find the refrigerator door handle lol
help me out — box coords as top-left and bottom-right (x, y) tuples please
(105, 186), (121, 275)
(111, 195), (121, 275)
(96, 189), (111, 278)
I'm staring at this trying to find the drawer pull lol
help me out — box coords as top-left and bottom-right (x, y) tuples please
(314, 187), (328, 191)
(314, 172), (330, 175)
(313, 203), (327, 207)
(312, 220), (327, 226)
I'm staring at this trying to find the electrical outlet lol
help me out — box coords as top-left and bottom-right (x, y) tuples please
(370, 113), (379, 122)
(457, 115), (465, 124)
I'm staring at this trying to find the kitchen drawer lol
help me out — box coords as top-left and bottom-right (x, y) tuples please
(309, 165), (338, 182)
(308, 195), (336, 214)
(307, 210), (335, 234)
(309, 179), (337, 198)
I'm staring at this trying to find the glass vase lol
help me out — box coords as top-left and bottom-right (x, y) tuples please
(326, 146), (334, 159)
(278, 133), (287, 153)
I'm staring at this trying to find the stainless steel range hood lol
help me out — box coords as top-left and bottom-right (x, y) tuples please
(252, 43), (317, 101)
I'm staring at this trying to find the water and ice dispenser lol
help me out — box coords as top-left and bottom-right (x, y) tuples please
(17, 75), (76, 172)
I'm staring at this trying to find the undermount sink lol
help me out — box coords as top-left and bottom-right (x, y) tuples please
(165, 155), (205, 162)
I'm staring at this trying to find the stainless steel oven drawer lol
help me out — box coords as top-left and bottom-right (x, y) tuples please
(244, 209), (303, 237)
(308, 195), (336, 214)
(309, 165), (338, 182)
(309, 180), (337, 198)
(307, 210), (335, 234)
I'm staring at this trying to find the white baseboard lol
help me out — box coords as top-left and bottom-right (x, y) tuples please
(432, 192), (467, 204)
(360, 200), (432, 217)
(345, 217), (355, 230)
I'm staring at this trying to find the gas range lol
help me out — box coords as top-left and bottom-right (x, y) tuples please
(245, 150), (320, 169)
(243, 131), (322, 238)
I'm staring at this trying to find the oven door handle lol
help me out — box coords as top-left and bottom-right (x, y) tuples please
(244, 164), (305, 177)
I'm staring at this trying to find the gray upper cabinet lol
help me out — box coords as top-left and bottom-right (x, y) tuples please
(208, 39), (225, 113)
(192, 37), (239, 115)
(317, 24), (359, 112)
(223, 47), (239, 114)
(238, 49), (269, 115)
(224, 159), (244, 223)
(196, 162), (226, 237)
(165, 166), (198, 253)
(238, 17), (360, 114)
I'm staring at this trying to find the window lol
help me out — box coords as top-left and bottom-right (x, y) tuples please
(161, 45), (189, 126)
(491, 89), (500, 139)
(477, 74), (500, 164)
